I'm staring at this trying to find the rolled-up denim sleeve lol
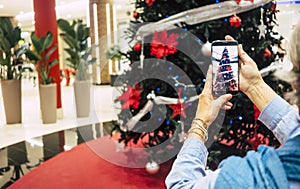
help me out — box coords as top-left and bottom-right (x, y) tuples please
(165, 138), (219, 189)
(258, 96), (300, 144)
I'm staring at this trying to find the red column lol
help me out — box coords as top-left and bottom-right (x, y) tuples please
(33, 0), (62, 109)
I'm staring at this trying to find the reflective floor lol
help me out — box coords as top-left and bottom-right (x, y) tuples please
(0, 79), (119, 188)
(0, 122), (114, 188)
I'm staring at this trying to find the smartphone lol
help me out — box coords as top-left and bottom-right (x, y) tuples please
(211, 40), (239, 96)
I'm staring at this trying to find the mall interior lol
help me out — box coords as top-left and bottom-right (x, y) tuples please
(0, 0), (300, 188)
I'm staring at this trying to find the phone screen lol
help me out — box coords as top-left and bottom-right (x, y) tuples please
(211, 40), (239, 96)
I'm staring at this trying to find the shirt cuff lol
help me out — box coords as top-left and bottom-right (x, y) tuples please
(178, 138), (208, 165)
(258, 96), (299, 143)
(259, 96), (289, 129)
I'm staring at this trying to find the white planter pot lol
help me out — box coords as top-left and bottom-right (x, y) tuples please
(1, 79), (22, 124)
(39, 83), (57, 124)
(74, 80), (90, 118)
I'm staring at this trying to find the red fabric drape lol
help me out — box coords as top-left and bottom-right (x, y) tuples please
(9, 136), (173, 189)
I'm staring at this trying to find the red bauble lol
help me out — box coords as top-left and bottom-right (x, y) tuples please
(133, 11), (139, 19)
(264, 48), (272, 57)
(133, 43), (142, 52)
(236, 0), (254, 4)
(229, 15), (242, 28)
(146, 0), (155, 7)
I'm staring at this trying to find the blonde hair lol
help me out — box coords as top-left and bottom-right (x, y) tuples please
(289, 20), (300, 72)
(288, 20), (300, 105)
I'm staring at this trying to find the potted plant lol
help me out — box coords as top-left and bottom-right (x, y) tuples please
(25, 31), (58, 124)
(0, 17), (27, 124)
(57, 18), (96, 118)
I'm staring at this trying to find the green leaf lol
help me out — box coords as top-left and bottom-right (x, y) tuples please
(58, 19), (76, 38)
(42, 32), (53, 51)
(83, 27), (90, 40)
(45, 45), (57, 62)
(64, 48), (77, 58)
(60, 34), (77, 49)
(66, 61), (77, 70)
(25, 50), (41, 62)
(11, 27), (21, 48)
(48, 59), (58, 70)
(0, 17), (14, 36)
(0, 55), (9, 66)
(30, 32), (42, 54)
(77, 24), (84, 41)
(0, 37), (11, 52)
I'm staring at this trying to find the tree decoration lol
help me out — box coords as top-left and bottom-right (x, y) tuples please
(229, 15), (242, 28)
(201, 41), (212, 57)
(258, 8), (266, 39)
(146, 0), (156, 7)
(236, 0), (254, 4)
(112, 0), (291, 169)
(133, 10), (139, 19)
(271, 1), (279, 19)
(118, 84), (142, 110)
(133, 42), (142, 52)
(264, 48), (272, 57)
(169, 101), (189, 118)
(135, 0), (272, 37)
(150, 30), (178, 58)
(145, 161), (160, 174)
(177, 121), (186, 143)
(139, 36), (145, 69)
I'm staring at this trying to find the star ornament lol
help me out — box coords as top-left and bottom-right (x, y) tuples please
(169, 102), (189, 118)
(258, 23), (266, 39)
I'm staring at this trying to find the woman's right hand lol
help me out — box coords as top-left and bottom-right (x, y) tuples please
(225, 35), (278, 111)
(225, 35), (265, 95)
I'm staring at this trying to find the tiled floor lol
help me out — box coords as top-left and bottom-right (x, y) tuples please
(0, 79), (119, 188)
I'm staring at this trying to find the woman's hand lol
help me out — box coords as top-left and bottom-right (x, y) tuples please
(225, 35), (264, 95)
(195, 65), (233, 128)
(224, 35), (277, 111)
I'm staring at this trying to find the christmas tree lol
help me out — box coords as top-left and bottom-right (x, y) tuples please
(213, 47), (238, 92)
(109, 0), (292, 169)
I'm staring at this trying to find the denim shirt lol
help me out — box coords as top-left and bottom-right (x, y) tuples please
(166, 96), (300, 189)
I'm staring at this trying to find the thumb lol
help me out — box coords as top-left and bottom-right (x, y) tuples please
(214, 94), (233, 109)
(238, 44), (254, 65)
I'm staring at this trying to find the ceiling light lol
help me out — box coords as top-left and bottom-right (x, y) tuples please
(0, 4), (4, 8)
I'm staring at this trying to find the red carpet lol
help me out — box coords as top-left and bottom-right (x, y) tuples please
(9, 136), (173, 189)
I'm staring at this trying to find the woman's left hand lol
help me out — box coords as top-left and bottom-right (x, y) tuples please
(195, 65), (233, 128)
